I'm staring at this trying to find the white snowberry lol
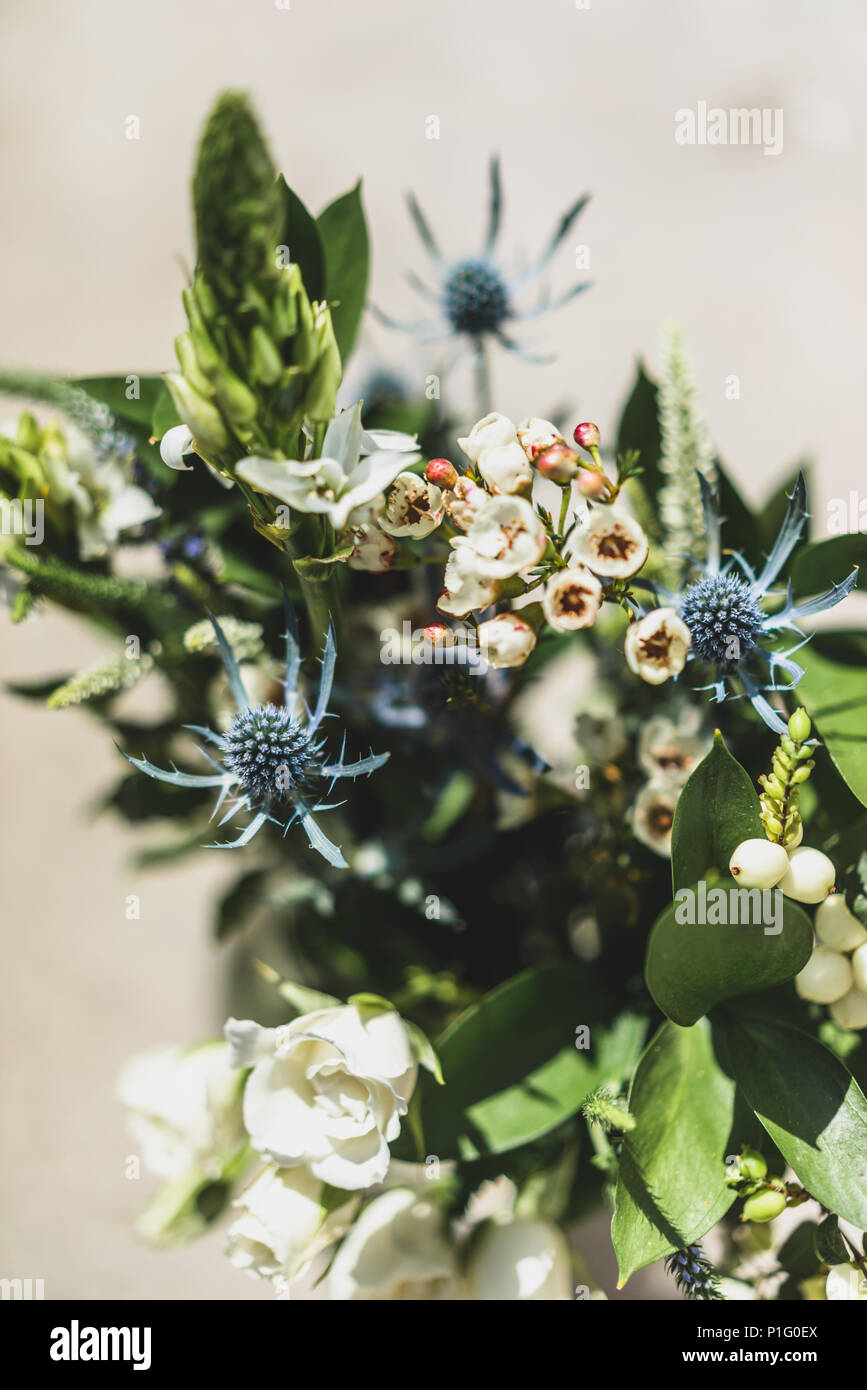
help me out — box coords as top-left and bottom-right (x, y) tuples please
(815, 894), (867, 953)
(728, 838), (789, 890)
(794, 946), (853, 1004)
(778, 846), (836, 904)
(851, 941), (867, 995)
(830, 987), (867, 1032)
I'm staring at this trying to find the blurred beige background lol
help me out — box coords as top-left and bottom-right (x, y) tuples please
(2, 0), (865, 1300)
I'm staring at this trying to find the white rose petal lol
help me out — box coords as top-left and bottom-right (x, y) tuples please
(572, 506), (648, 578)
(329, 1188), (463, 1300)
(625, 607), (691, 685)
(226, 1165), (357, 1286)
(467, 1218), (573, 1301)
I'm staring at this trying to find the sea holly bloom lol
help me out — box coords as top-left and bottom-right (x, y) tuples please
(642, 474), (858, 733)
(122, 605), (389, 862)
(571, 506), (649, 579)
(542, 565), (603, 631)
(376, 157), (591, 362)
(625, 607), (692, 685)
(235, 402), (419, 535)
(457, 413), (532, 494)
(378, 471), (444, 538)
(437, 538), (501, 618)
(224, 1002), (417, 1189)
(477, 612), (537, 669)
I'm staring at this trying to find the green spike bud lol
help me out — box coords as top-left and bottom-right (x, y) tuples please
(208, 365), (259, 428)
(174, 333), (214, 399)
(302, 305), (342, 422)
(788, 707), (811, 743)
(248, 325), (284, 386)
(164, 373), (231, 459)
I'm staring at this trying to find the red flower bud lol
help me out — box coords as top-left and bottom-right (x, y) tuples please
(573, 422), (601, 450)
(425, 458), (458, 490)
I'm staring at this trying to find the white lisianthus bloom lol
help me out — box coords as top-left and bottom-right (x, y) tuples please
(625, 607), (691, 685)
(572, 506), (648, 579)
(467, 1218), (573, 1300)
(159, 425), (196, 471)
(516, 417), (564, 461)
(236, 403), (419, 535)
(328, 1189), (464, 1300)
(225, 1003), (417, 1190)
(826, 1263), (867, 1300)
(457, 412), (533, 494)
(477, 612), (537, 669)
(632, 777), (682, 857)
(226, 1165), (359, 1287)
(442, 476), (490, 532)
(378, 471), (444, 538)
(437, 538), (501, 618)
(116, 1041), (245, 1181)
(542, 565), (603, 632)
(461, 495), (547, 579)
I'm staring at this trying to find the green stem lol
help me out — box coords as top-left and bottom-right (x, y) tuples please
(472, 338), (492, 418)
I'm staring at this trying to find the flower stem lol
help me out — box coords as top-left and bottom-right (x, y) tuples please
(473, 338), (492, 418)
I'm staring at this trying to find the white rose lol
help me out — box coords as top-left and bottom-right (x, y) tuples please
(226, 1165), (358, 1287)
(457, 413), (532, 494)
(378, 471), (444, 538)
(462, 494), (547, 579)
(116, 1041), (245, 1182)
(225, 1004), (417, 1190)
(572, 506), (648, 578)
(329, 1189), (463, 1300)
(542, 565), (603, 631)
(437, 538), (501, 618)
(625, 607), (691, 685)
(467, 1217), (573, 1300)
(477, 612), (538, 669)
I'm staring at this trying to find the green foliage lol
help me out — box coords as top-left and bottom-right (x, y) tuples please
(670, 732), (762, 891)
(317, 182), (370, 363)
(798, 630), (867, 808)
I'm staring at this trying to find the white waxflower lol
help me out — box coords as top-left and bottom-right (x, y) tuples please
(638, 716), (707, 784)
(437, 538), (501, 618)
(442, 476), (490, 532)
(572, 506), (648, 579)
(830, 987), (867, 1031)
(778, 846), (836, 904)
(328, 1189), (463, 1300)
(632, 777), (682, 858)
(346, 498), (398, 572)
(625, 608), (691, 685)
(477, 611), (538, 669)
(226, 1165), (358, 1287)
(378, 471), (444, 538)
(457, 412), (533, 494)
(159, 425), (196, 471)
(541, 565), (603, 632)
(225, 1003), (417, 1190)
(815, 894), (867, 953)
(461, 495), (547, 579)
(467, 1218), (573, 1300)
(516, 417), (563, 461)
(826, 1263), (867, 1300)
(116, 1041), (245, 1182)
(795, 947), (853, 1004)
(236, 403), (419, 535)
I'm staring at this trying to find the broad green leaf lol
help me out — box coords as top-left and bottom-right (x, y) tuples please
(671, 731), (763, 892)
(74, 374), (165, 429)
(777, 1220), (820, 1280)
(791, 534), (866, 598)
(612, 1021), (738, 1285)
(417, 965), (646, 1161)
(716, 1013), (867, 1228)
(716, 460), (761, 561)
(317, 182), (369, 363)
(615, 360), (662, 538)
(277, 175), (325, 302)
(645, 889), (812, 1026)
(814, 1214), (849, 1267)
(151, 383), (183, 439)
(799, 631), (867, 808)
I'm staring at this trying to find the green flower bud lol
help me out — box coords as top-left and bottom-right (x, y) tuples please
(742, 1187), (787, 1223)
(164, 373), (230, 458)
(174, 332), (214, 399)
(739, 1146), (768, 1181)
(248, 326), (283, 386)
(790, 762), (814, 783)
(788, 708), (811, 743)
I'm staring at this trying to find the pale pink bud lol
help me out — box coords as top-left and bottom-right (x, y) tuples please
(533, 442), (580, 483)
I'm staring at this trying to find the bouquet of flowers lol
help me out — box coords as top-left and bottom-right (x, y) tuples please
(4, 92), (867, 1302)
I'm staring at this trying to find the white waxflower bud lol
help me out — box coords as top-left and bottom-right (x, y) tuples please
(815, 894), (867, 953)
(624, 608), (692, 686)
(571, 507), (648, 579)
(826, 1263), (867, 1300)
(778, 846), (836, 904)
(477, 612), (537, 669)
(830, 987), (867, 1031)
(729, 838), (790, 890)
(457, 413), (532, 494)
(542, 566), (603, 632)
(516, 417), (564, 460)
(852, 941), (867, 994)
(378, 472), (444, 538)
(795, 946), (853, 1004)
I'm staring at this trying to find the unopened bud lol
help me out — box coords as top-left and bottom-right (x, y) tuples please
(742, 1187), (787, 1223)
(533, 441), (579, 483)
(573, 422), (601, 450)
(788, 708), (811, 743)
(426, 458), (459, 490)
(423, 621), (455, 646)
(574, 468), (609, 498)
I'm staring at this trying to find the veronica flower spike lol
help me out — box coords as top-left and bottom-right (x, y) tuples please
(121, 604), (389, 864)
(658, 472), (857, 734)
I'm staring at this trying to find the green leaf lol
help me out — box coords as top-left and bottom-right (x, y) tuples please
(152, 383), (183, 439)
(417, 965), (646, 1161)
(716, 460), (761, 561)
(716, 1013), (867, 1228)
(74, 375), (165, 430)
(615, 361), (662, 537)
(277, 175), (325, 302)
(798, 631), (867, 808)
(215, 868), (268, 942)
(791, 534), (865, 599)
(777, 1220), (820, 1280)
(612, 1020), (738, 1285)
(671, 731), (763, 892)
(317, 182), (370, 364)
(645, 889), (813, 1027)
(814, 1214), (850, 1267)
(404, 1021), (445, 1086)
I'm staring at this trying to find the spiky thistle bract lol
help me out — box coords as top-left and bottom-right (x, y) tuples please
(636, 473), (857, 733)
(121, 603), (388, 864)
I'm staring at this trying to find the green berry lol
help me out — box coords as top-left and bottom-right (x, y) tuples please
(742, 1188), (787, 1223)
(739, 1146), (768, 1180)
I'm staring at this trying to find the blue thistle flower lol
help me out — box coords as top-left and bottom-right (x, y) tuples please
(375, 158), (591, 362)
(665, 1245), (722, 1301)
(636, 473), (857, 734)
(121, 603), (389, 864)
